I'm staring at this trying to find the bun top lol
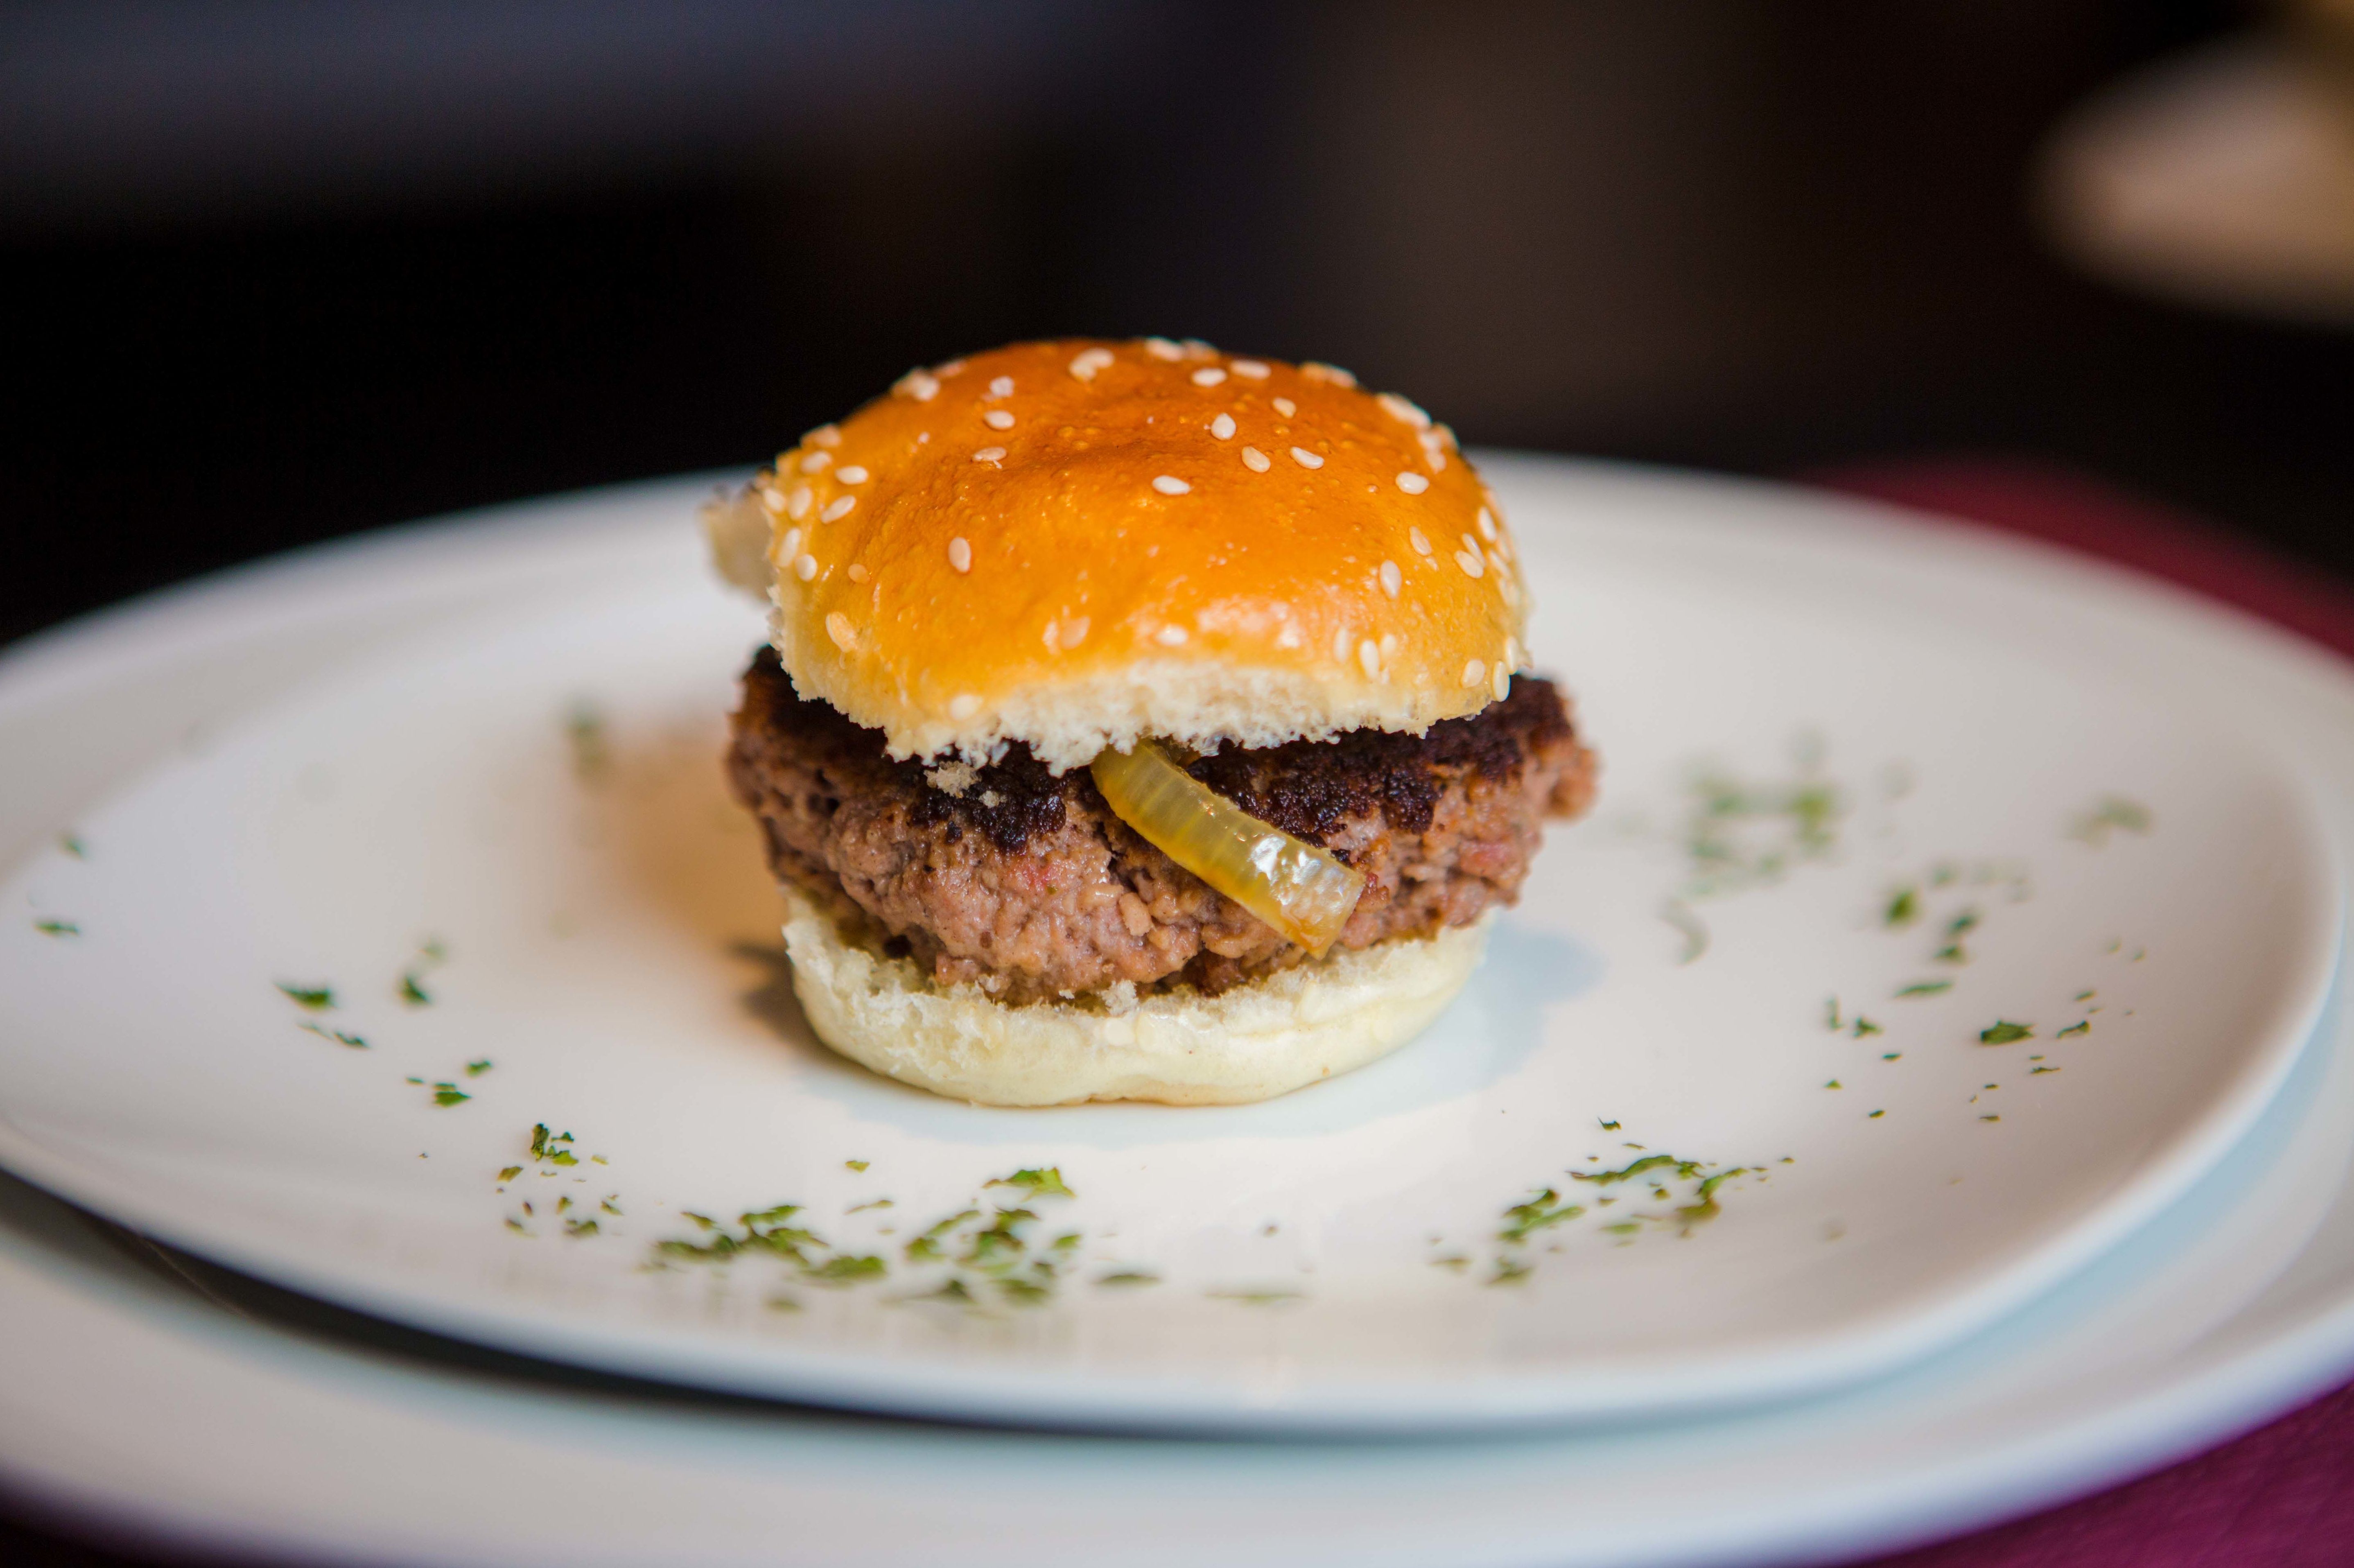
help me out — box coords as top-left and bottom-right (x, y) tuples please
(705, 338), (1530, 773)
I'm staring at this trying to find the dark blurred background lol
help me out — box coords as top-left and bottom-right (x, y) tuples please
(7, 0), (2353, 652)
(4, 2), (2354, 1563)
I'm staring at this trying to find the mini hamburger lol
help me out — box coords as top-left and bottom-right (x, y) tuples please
(704, 339), (1595, 1106)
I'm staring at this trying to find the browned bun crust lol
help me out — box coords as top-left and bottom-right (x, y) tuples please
(705, 339), (1530, 771)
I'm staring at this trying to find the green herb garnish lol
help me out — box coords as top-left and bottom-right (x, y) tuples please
(987, 1167), (1073, 1200)
(464, 1059), (492, 1077)
(59, 834), (86, 859)
(1096, 1270), (1161, 1287)
(844, 1159), (870, 1173)
(497, 1166), (523, 1182)
(1979, 1021), (2034, 1045)
(1852, 1017), (1882, 1037)
(430, 1083), (470, 1107)
(1896, 980), (1952, 998)
(2070, 796), (2153, 847)
(276, 982), (335, 1011)
(1884, 886), (1919, 927)
(33, 918), (79, 937)
(1498, 1188), (1584, 1244)
(2056, 1021), (2090, 1037)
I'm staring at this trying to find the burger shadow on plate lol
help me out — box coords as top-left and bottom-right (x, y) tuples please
(728, 920), (1603, 1147)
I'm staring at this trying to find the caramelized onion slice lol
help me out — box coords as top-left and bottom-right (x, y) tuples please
(1091, 740), (1367, 955)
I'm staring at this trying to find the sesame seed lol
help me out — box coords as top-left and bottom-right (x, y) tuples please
(949, 694), (983, 720)
(1358, 639), (1380, 678)
(1272, 397), (1297, 418)
(800, 450), (832, 473)
(1241, 446), (1271, 472)
(895, 369), (940, 401)
(1144, 337), (1184, 361)
(807, 424), (842, 447)
(1152, 474), (1191, 496)
(1156, 625), (1189, 646)
(1301, 362), (1356, 387)
(1492, 662), (1511, 700)
(1410, 526), (1432, 556)
(836, 465), (869, 484)
(1290, 446), (1324, 469)
(1332, 627), (1352, 662)
(983, 409), (1015, 430)
(1486, 548), (1507, 577)
(1231, 359), (1270, 379)
(1377, 392), (1431, 429)
(1191, 366), (1227, 387)
(1182, 339), (1216, 357)
(1462, 659), (1486, 688)
(1396, 471), (1429, 495)
(781, 527), (803, 559)
(825, 612), (857, 651)
(948, 537), (973, 573)
(1430, 423), (1457, 451)
(794, 553), (819, 581)
(988, 375), (1014, 398)
(759, 487), (786, 513)
(1379, 632), (1400, 657)
(1275, 624), (1302, 649)
(1070, 347), (1115, 380)
(1476, 507), (1497, 541)
(935, 358), (967, 377)
(787, 485), (813, 520)
(1062, 616), (1089, 648)
(1424, 448), (1448, 472)
(848, 563), (868, 583)
(973, 446), (1006, 463)
(822, 495), (856, 522)
(1455, 549), (1484, 578)
(1210, 412), (1236, 440)
(1379, 560), (1402, 597)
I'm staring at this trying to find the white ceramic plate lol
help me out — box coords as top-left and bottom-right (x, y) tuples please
(5, 463), (2354, 1566)
(0, 463), (2338, 1434)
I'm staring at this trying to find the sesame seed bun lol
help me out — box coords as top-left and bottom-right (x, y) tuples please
(779, 885), (1490, 1106)
(705, 338), (1529, 772)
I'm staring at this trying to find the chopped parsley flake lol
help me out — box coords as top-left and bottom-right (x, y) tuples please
(1095, 1270), (1161, 1287)
(1825, 1079), (1843, 1089)
(1498, 1188), (1584, 1243)
(563, 1218), (600, 1238)
(1868, 1109), (1886, 1118)
(1882, 1051), (1902, 1060)
(276, 982), (335, 1011)
(1852, 1017), (1883, 1037)
(34, 918), (79, 937)
(298, 1022), (368, 1049)
(1981, 1114), (2002, 1122)
(2071, 796), (2153, 847)
(565, 702), (611, 781)
(2031, 1065), (2061, 1075)
(464, 1059), (493, 1077)
(1979, 1021), (2034, 1045)
(987, 1167), (1074, 1200)
(2056, 1021), (2091, 1037)
(1207, 1289), (1303, 1306)
(1488, 1257), (1533, 1287)
(59, 834), (86, 859)
(497, 1166), (523, 1183)
(1571, 1153), (1685, 1188)
(844, 1159), (870, 1173)
(1884, 886), (1919, 927)
(400, 974), (432, 1006)
(1825, 997), (1842, 1031)
(1896, 980), (1952, 998)
(847, 1197), (894, 1214)
(1598, 1119), (1621, 1131)
(430, 1083), (470, 1107)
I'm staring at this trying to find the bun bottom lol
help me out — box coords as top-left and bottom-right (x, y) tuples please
(778, 886), (1489, 1107)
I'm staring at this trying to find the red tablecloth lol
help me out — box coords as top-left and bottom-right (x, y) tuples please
(1818, 458), (2354, 1568)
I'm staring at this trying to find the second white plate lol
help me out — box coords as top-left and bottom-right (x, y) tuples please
(0, 463), (2337, 1430)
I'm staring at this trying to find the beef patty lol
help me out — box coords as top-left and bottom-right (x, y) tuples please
(727, 646), (1597, 1003)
